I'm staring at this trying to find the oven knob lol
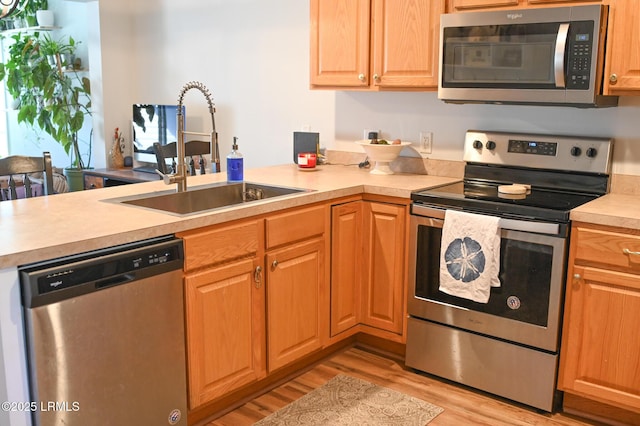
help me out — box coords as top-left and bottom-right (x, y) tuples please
(486, 140), (496, 150)
(570, 146), (582, 157)
(472, 140), (483, 149)
(586, 147), (598, 158)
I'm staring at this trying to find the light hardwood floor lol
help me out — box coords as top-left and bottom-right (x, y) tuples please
(207, 346), (604, 425)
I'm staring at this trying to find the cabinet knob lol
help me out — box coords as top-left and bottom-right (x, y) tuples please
(373, 73), (380, 81)
(609, 73), (618, 84)
(254, 266), (262, 288)
(573, 273), (581, 280)
(272, 260), (279, 269)
(358, 73), (366, 82)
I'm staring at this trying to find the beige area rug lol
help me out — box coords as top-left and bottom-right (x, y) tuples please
(254, 374), (444, 425)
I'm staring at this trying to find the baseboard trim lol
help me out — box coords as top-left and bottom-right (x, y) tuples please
(563, 392), (640, 426)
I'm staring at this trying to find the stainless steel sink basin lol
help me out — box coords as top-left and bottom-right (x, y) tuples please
(107, 181), (311, 216)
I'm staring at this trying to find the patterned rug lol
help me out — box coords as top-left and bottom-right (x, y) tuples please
(254, 374), (443, 425)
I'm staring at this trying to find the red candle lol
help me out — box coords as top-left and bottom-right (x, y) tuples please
(298, 152), (317, 168)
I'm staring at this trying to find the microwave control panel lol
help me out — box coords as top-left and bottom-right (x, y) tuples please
(567, 21), (595, 90)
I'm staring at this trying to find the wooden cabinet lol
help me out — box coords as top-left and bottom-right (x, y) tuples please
(179, 220), (266, 409)
(559, 223), (640, 418)
(447, 0), (599, 11)
(264, 205), (329, 372)
(179, 205), (331, 407)
(361, 201), (407, 334)
(603, 0), (640, 95)
(330, 199), (408, 339)
(330, 201), (363, 336)
(310, 0), (444, 90)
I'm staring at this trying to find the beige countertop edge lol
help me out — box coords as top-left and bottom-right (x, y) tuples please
(570, 193), (640, 229)
(0, 164), (460, 269)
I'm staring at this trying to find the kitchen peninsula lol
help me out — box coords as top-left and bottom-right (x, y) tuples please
(0, 163), (459, 426)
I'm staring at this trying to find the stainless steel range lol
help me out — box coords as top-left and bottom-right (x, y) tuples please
(406, 130), (613, 412)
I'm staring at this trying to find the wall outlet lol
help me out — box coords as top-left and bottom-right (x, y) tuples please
(419, 131), (433, 154)
(363, 129), (381, 140)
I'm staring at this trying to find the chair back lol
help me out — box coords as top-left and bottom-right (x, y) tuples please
(153, 141), (210, 174)
(0, 152), (54, 201)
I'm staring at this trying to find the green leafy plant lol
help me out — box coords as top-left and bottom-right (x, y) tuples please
(19, 0), (48, 27)
(0, 32), (92, 169)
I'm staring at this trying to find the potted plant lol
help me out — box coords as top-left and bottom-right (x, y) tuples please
(17, 0), (48, 27)
(0, 32), (92, 190)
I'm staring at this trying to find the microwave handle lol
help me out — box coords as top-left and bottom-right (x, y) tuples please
(554, 23), (570, 88)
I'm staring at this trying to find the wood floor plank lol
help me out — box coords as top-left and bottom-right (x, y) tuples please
(205, 346), (604, 426)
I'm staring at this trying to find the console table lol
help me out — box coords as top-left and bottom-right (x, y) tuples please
(83, 168), (160, 189)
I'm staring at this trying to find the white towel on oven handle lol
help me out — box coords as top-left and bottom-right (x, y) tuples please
(439, 210), (501, 304)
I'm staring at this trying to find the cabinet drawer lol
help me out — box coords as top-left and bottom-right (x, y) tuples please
(265, 205), (326, 249)
(179, 219), (262, 271)
(574, 227), (640, 272)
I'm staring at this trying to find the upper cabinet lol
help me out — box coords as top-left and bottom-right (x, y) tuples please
(310, 0), (444, 90)
(603, 0), (640, 95)
(447, 0), (600, 11)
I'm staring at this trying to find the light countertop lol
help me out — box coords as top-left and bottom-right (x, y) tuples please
(0, 164), (459, 269)
(570, 193), (640, 229)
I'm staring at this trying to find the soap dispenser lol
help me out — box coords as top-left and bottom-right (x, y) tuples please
(227, 137), (243, 182)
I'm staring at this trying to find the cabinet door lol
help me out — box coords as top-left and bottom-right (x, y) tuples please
(361, 201), (407, 334)
(184, 258), (266, 408)
(310, 0), (371, 87)
(266, 238), (327, 371)
(330, 201), (363, 336)
(604, 0), (640, 95)
(371, 0), (444, 88)
(559, 265), (640, 413)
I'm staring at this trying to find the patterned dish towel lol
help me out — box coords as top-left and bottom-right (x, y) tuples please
(439, 209), (501, 303)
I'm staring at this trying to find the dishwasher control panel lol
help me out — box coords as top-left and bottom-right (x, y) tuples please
(19, 236), (184, 308)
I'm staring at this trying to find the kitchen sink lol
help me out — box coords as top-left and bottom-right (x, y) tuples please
(107, 181), (311, 216)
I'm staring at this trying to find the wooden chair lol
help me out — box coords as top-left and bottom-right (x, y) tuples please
(0, 152), (54, 201)
(153, 141), (210, 175)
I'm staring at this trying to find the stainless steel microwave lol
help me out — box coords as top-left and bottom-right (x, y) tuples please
(438, 5), (618, 108)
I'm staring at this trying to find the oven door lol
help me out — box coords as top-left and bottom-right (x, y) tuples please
(408, 206), (567, 352)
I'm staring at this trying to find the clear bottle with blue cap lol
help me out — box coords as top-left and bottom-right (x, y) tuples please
(227, 137), (243, 182)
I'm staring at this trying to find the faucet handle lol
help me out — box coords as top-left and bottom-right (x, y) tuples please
(155, 169), (173, 185)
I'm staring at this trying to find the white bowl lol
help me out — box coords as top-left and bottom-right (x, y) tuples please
(356, 141), (411, 174)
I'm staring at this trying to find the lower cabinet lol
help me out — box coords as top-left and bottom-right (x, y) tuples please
(179, 219), (266, 409)
(178, 203), (330, 409)
(330, 198), (408, 338)
(264, 204), (330, 371)
(184, 258), (266, 408)
(559, 223), (640, 419)
(330, 201), (363, 336)
(266, 238), (327, 371)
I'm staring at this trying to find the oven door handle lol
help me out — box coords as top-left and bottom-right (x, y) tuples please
(411, 205), (561, 235)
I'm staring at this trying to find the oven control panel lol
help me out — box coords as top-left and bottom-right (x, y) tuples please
(463, 130), (613, 174)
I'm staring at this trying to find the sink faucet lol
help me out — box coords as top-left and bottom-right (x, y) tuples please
(156, 81), (220, 192)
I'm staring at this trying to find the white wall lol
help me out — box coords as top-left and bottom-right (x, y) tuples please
(118, 0), (640, 176)
(12, 0), (640, 177)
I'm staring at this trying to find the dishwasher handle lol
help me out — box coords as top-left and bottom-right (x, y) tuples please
(96, 273), (136, 289)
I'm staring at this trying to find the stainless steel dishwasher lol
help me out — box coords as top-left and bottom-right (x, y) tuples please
(19, 235), (187, 426)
